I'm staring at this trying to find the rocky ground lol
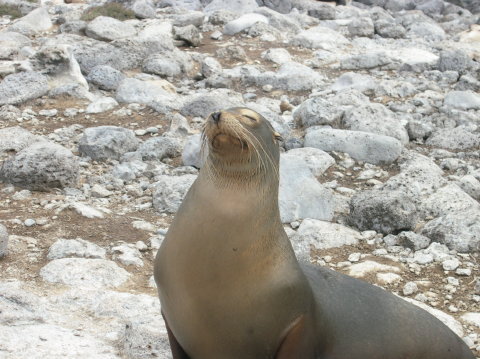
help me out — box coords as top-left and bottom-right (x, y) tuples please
(0, 0), (480, 358)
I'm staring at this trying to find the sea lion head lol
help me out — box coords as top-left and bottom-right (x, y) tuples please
(202, 107), (282, 183)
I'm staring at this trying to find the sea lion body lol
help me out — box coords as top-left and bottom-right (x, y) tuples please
(154, 108), (474, 359)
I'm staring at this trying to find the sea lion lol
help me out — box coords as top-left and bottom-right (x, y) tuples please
(154, 107), (474, 359)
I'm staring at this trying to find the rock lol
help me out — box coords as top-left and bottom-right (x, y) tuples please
(143, 49), (193, 78)
(152, 174), (197, 213)
(91, 184), (113, 198)
(0, 127), (46, 153)
(304, 128), (403, 165)
(174, 24), (202, 46)
(0, 324), (119, 359)
(340, 52), (392, 70)
(0, 280), (47, 325)
(427, 127), (480, 151)
(70, 202), (108, 219)
(204, 0), (259, 14)
(0, 71), (49, 106)
(422, 210), (480, 252)
(40, 258), (130, 288)
(443, 90), (480, 110)
(342, 103), (409, 144)
(290, 26), (350, 50)
(116, 78), (176, 105)
(392, 47), (439, 72)
(0, 224), (8, 258)
(292, 220), (361, 258)
(293, 96), (341, 127)
(397, 231), (430, 250)
(261, 48), (292, 64)
(201, 57), (222, 77)
(85, 16), (137, 42)
(306, 3), (335, 20)
(254, 62), (324, 91)
(132, 220), (156, 232)
(223, 13), (268, 35)
(348, 17), (375, 37)
(78, 126), (140, 161)
(182, 134), (203, 168)
(442, 258), (460, 271)
(136, 136), (182, 161)
(374, 20), (406, 38)
(112, 160), (148, 182)
(33, 44), (88, 93)
(86, 97), (118, 114)
(403, 281), (418, 296)
(86, 65), (126, 91)
(47, 238), (106, 259)
(438, 50), (472, 73)
(282, 148), (334, 177)
(60, 20), (88, 35)
(423, 242), (451, 262)
(0, 105), (21, 122)
(0, 142), (79, 190)
(180, 90), (243, 118)
(461, 313), (480, 328)
(112, 244), (144, 267)
(0, 31), (31, 59)
(132, 0), (157, 19)
(8, 7), (52, 35)
(330, 72), (376, 94)
(407, 22), (446, 41)
(349, 189), (418, 234)
(457, 175), (480, 200)
(348, 260), (401, 278)
(279, 155), (335, 223)
(377, 272), (402, 285)
(422, 183), (479, 218)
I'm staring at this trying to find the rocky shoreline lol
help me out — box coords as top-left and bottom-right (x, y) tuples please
(0, 0), (479, 358)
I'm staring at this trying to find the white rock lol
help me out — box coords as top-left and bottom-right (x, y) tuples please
(305, 128), (402, 165)
(403, 281), (418, 296)
(223, 13), (268, 35)
(85, 16), (137, 42)
(293, 220), (361, 255)
(0, 324), (119, 359)
(86, 97), (118, 114)
(376, 272), (402, 285)
(461, 313), (480, 328)
(40, 258), (130, 288)
(0, 224), (8, 257)
(70, 202), (107, 219)
(348, 260), (401, 278)
(91, 184), (112, 198)
(47, 238), (106, 259)
(9, 7), (53, 34)
(283, 148), (335, 177)
(112, 244), (144, 267)
(279, 155), (335, 223)
(291, 26), (350, 50)
(442, 258), (460, 271)
(132, 220), (156, 232)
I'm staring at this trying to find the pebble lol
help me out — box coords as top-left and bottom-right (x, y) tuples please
(24, 219), (36, 227)
(403, 281), (418, 296)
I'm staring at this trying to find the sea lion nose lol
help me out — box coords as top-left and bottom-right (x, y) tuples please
(211, 111), (221, 124)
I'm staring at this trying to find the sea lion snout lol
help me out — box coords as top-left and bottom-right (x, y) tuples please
(210, 111), (221, 124)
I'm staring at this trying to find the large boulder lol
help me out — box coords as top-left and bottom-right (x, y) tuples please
(0, 72), (48, 106)
(78, 126), (140, 161)
(0, 142), (79, 190)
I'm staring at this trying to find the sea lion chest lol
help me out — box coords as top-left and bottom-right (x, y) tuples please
(155, 180), (311, 359)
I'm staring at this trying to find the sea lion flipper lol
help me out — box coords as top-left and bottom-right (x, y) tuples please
(274, 315), (313, 359)
(162, 312), (191, 359)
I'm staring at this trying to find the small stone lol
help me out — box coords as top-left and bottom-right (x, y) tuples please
(263, 84), (273, 92)
(447, 277), (459, 286)
(442, 258), (460, 271)
(448, 305), (458, 313)
(377, 272), (402, 285)
(91, 184), (112, 198)
(39, 109), (58, 117)
(135, 129), (147, 136)
(132, 220), (156, 232)
(0, 224), (8, 257)
(24, 219), (36, 227)
(135, 241), (148, 251)
(403, 281), (418, 296)
(456, 268), (471, 276)
(348, 253), (361, 262)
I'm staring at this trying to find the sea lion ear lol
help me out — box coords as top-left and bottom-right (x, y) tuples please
(273, 132), (283, 142)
